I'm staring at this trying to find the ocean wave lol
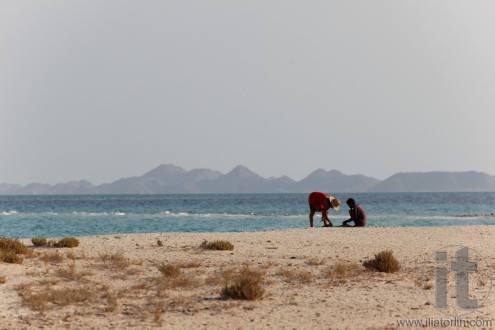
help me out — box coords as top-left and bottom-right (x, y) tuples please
(453, 213), (495, 218)
(0, 210), (304, 219)
(1, 210), (18, 215)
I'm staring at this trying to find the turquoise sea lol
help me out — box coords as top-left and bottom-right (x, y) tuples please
(1, 193), (495, 238)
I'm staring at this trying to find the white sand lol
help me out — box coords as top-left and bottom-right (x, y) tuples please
(1, 226), (495, 329)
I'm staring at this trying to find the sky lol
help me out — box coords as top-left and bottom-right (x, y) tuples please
(1, 1), (495, 185)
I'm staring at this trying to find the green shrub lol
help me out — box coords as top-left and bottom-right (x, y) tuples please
(201, 240), (234, 251)
(363, 250), (400, 273)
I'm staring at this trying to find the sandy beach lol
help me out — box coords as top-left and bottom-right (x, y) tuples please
(1, 226), (495, 329)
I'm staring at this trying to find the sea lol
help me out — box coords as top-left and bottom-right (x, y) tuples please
(1, 192), (495, 239)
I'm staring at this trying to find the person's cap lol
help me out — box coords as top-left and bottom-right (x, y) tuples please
(328, 196), (340, 211)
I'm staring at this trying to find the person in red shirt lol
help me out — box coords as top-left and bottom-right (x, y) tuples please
(308, 192), (341, 227)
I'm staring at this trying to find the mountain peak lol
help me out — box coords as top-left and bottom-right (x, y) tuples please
(226, 165), (259, 179)
(143, 164), (186, 179)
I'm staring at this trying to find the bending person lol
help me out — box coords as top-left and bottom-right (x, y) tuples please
(308, 192), (341, 227)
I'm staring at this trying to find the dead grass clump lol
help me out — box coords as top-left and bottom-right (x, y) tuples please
(154, 305), (163, 325)
(0, 250), (24, 264)
(53, 237), (79, 248)
(31, 237), (49, 247)
(423, 283), (433, 290)
(157, 264), (181, 277)
(201, 240), (234, 251)
(0, 237), (29, 255)
(55, 263), (86, 281)
(40, 251), (65, 264)
(363, 250), (400, 273)
(65, 250), (85, 261)
(155, 273), (197, 297)
(221, 266), (264, 300)
(177, 261), (201, 268)
(0, 275), (6, 284)
(205, 267), (234, 286)
(99, 253), (130, 269)
(17, 284), (93, 312)
(276, 268), (314, 284)
(306, 257), (326, 266)
(323, 262), (363, 284)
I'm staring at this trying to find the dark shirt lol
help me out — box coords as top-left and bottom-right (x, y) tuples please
(348, 204), (367, 227)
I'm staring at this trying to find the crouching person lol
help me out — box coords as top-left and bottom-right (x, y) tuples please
(342, 198), (367, 227)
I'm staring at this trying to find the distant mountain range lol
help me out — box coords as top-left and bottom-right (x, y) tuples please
(1, 165), (495, 194)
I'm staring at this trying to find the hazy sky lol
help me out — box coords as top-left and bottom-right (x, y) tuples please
(1, 1), (495, 185)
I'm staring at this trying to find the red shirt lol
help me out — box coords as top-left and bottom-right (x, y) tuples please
(308, 192), (328, 212)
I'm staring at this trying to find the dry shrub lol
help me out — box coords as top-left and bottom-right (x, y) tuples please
(99, 253), (130, 269)
(363, 250), (400, 273)
(65, 250), (82, 261)
(177, 261), (201, 268)
(325, 262), (362, 277)
(0, 237), (29, 255)
(17, 284), (93, 312)
(156, 274), (197, 297)
(205, 267), (234, 286)
(0, 250), (24, 264)
(423, 283), (433, 290)
(55, 263), (85, 281)
(154, 262), (198, 296)
(221, 266), (264, 300)
(306, 257), (326, 266)
(324, 262), (363, 284)
(154, 305), (163, 325)
(31, 237), (49, 247)
(276, 268), (314, 284)
(53, 237), (79, 248)
(0, 275), (6, 284)
(201, 240), (234, 251)
(157, 264), (181, 277)
(40, 251), (65, 264)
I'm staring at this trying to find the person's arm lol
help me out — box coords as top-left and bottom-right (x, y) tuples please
(322, 211), (333, 226)
(343, 209), (356, 225)
(309, 209), (315, 227)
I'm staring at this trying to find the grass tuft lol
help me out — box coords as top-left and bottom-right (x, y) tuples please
(363, 250), (400, 273)
(201, 240), (234, 251)
(221, 266), (264, 300)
